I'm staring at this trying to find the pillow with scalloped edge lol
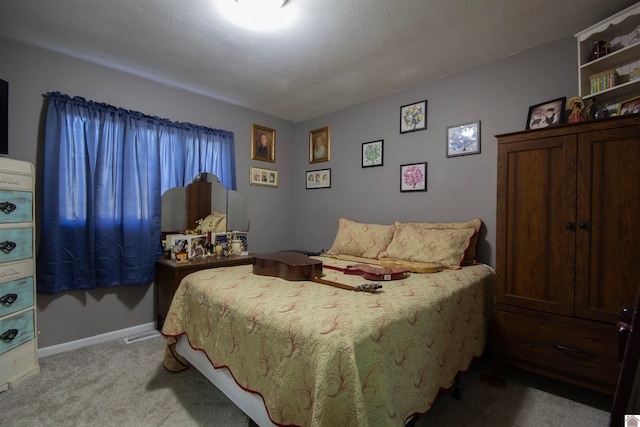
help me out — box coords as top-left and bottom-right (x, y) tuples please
(395, 219), (482, 265)
(378, 224), (477, 269)
(326, 218), (395, 259)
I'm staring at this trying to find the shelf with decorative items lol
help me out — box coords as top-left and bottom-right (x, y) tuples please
(576, 3), (640, 115)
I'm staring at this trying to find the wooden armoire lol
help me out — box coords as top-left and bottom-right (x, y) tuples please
(493, 114), (640, 395)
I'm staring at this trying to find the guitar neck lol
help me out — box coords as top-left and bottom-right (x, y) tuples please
(311, 275), (381, 293)
(311, 275), (357, 291)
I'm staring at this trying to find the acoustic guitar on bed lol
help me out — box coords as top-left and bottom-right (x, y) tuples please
(252, 252), (383, 293)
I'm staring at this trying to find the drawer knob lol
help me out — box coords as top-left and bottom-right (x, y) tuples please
(0, 202), (16, 213)
(0, 328), (18, 342)
(0, 241), (16, 253)
(551, 343), (595, 359)
(0, 293), (17, 305)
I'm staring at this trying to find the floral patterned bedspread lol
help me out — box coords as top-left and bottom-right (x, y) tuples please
(162, 257), (495, 427)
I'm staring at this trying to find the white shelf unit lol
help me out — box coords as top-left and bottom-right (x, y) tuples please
(576, 3), (640, 110)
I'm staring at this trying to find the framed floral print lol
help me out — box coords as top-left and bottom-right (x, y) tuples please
(400, 100), (427, 133)
(446, 121), (480, 157)
(400, 162), (427, 192)
(362, 139), (383, 168)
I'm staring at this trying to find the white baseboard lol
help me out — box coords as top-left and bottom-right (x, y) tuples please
(37, 322), (157, 358)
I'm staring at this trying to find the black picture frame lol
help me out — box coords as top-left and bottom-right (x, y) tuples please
(400, 162), (427, 192)
(0, 79), (7, 155)
(361, 140), (383, 168)
(306, 168), (331, 189)
(526, 97), (566, 130)
(446, 121), (480, 158)
(400, 100), (427, 134)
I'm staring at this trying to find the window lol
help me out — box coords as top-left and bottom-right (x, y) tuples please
(37, 92), (236, 294)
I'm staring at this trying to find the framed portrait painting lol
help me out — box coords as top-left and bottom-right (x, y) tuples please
(400, 100), (427, 133)
(250, 166), (278, 187)
(251, 124), (275, 162)
(446, 121), (480, 157)
(526, 97), (565, 130)
(309, 127), (330, 163)
(400, 162), (427, 192)
(362, 139), (383, 168)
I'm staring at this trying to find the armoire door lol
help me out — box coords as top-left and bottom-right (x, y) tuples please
(496, 135), (577, 315)
(575, 124), (640, 323)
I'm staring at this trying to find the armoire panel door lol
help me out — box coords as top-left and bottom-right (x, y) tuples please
(575, 125), (640, 323)
(496, 135), (576, 314)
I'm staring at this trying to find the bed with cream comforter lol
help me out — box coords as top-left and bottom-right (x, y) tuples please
(163, 256), (494, 426)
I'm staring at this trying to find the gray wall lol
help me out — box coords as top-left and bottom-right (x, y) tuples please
(293, 37), (578, 267)
(1, 39), (296, 347)
(0, 35), (578, 348)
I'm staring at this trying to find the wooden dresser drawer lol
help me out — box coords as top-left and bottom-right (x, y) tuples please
(0, 228), (32, 264)
(0, 169), (33, 192)
(0, 190), (32, 223)
(0, 277), (33, 318)
(501, 310), (619, 392)
(0, 309), (35, 356)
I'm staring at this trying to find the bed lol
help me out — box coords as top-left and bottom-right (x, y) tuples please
(162, 218), (496, 427)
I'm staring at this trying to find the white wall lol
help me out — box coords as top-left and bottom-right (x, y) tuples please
(0, 35), (580, 348)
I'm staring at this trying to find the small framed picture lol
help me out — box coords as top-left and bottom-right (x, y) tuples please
(251, 124), (275, 162)
(306, 168), (331, 189)
(618, 95), (640, 115)
(400, 162), (427, 192)
(526, 97), (566, 130)
(446, 121), (480, 157)
(362, 139), (383, 168)
(400, 100), (427, 133)
(309, 126), (330, 163)
(250, 166), (278, 187)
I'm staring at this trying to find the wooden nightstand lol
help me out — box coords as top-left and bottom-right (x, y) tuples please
(155, 254), (254, 329)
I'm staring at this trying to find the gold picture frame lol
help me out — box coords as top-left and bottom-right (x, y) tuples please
(309, 126), (330, 163)
(251, 124), (275, 162)
(250, 166), (278, 187)
(618, 94), (640, 115)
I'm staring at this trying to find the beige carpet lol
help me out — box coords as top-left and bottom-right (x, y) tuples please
(0, 335), (613, 426)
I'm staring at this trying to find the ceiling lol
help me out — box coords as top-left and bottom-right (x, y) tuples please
(1, 0), (637, 123)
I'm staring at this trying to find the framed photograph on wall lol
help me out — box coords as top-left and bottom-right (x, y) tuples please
(618, 95), (640, 115)
(250, 166), (278, 187)
(362, 139), (383, 167)
(306, 168), (331, 189)
(446, 121), (480, 157)
(251, 124), (276, 162)
(400, 99), (427, 133)
(400, 162), (427, 192)
(526, 97), (565, 130)
(309, 126), (330, 163)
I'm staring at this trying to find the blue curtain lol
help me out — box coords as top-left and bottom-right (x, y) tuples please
(37, 92), (236, 294)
